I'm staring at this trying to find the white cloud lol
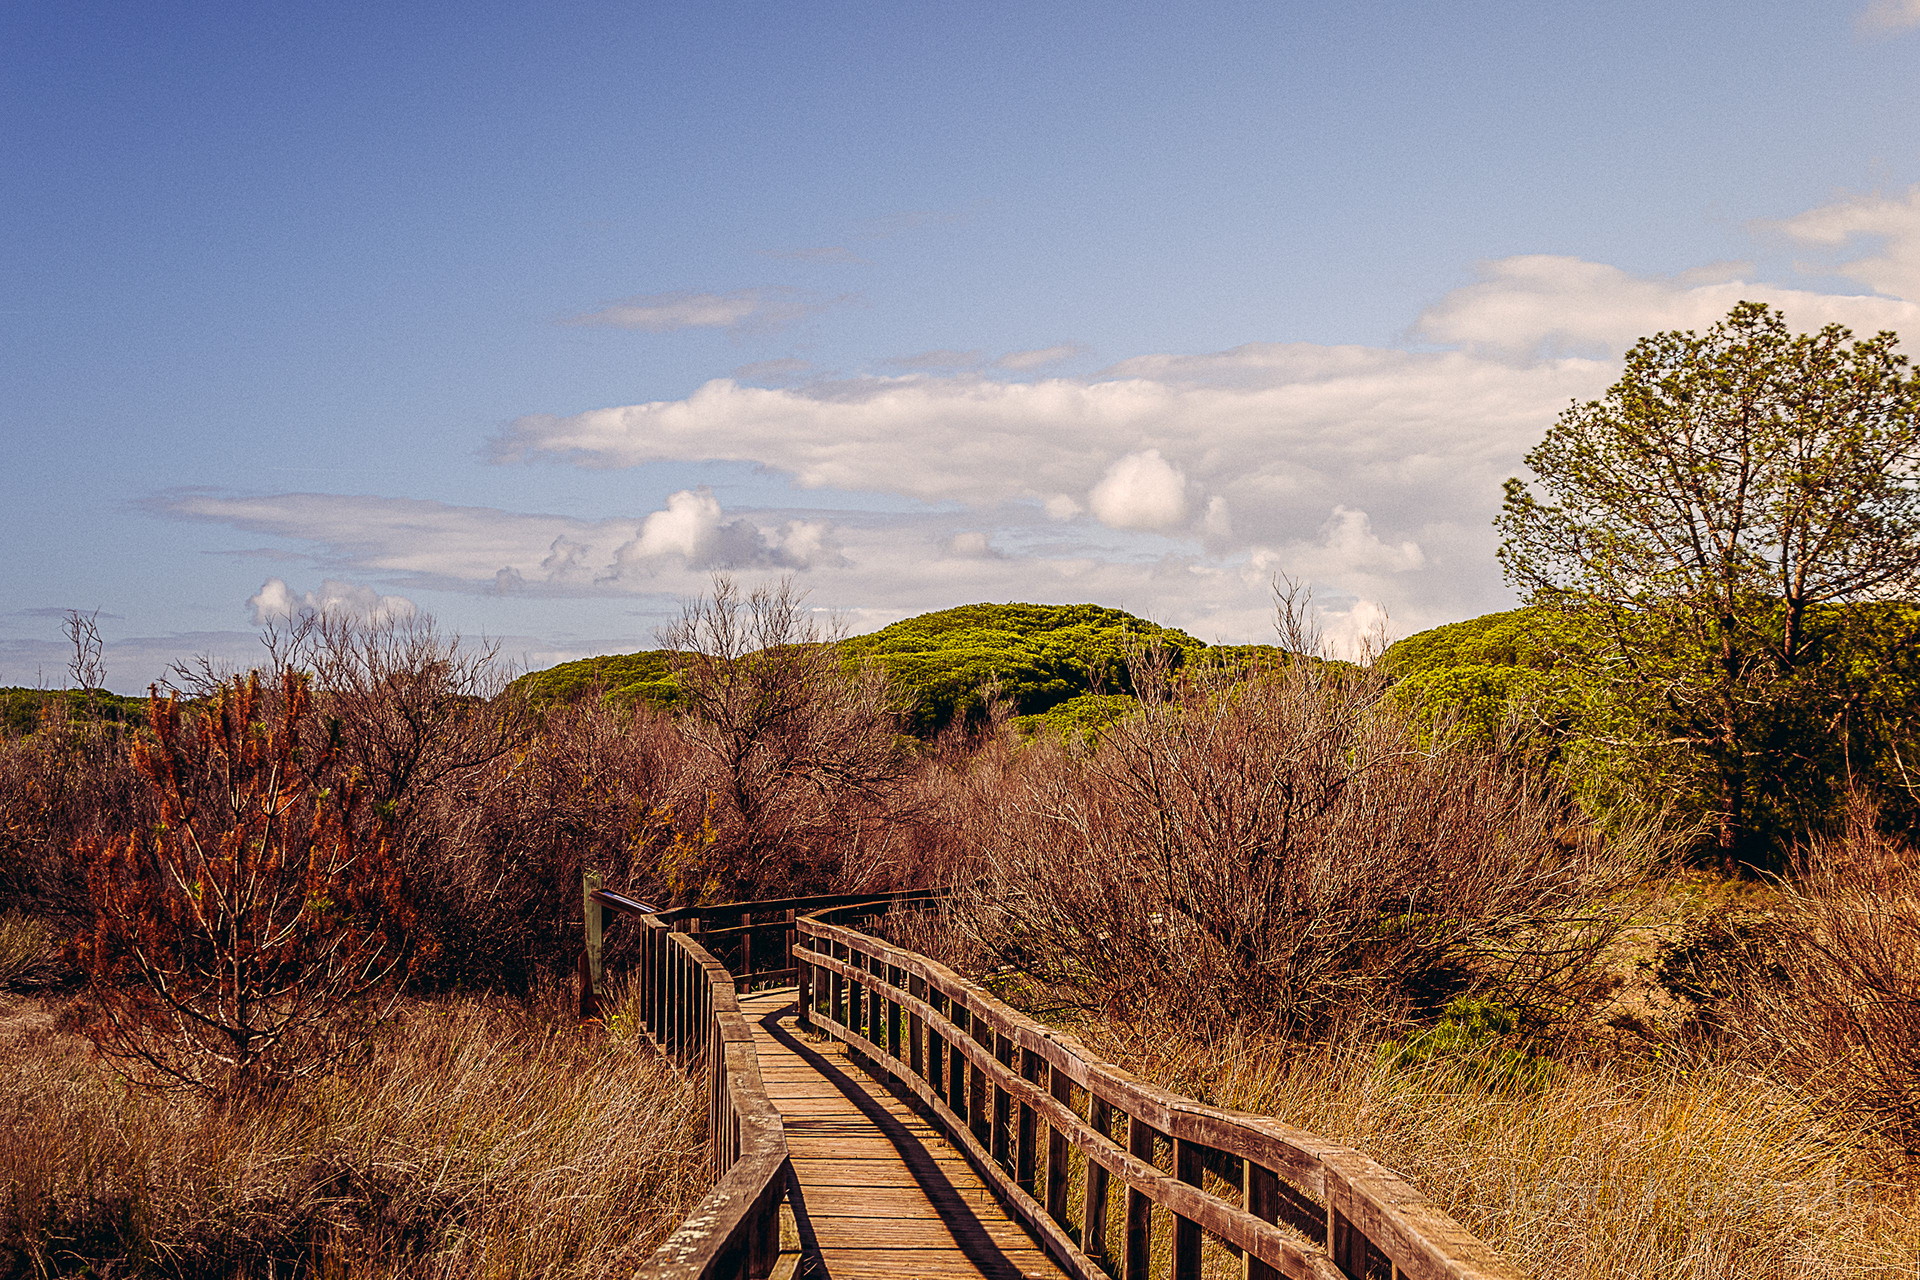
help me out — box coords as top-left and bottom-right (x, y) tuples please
(1858, 0), (1920, 33)
(169, 190), (1920, 652)
(1088, 450), (1190, 531)
(948, 530), (995, 558)
(1413, 254), (1920, 357)
(606, 487), (835, 578)
(169, 489), (836, 597)
(248, 578), (417, 626)
(995, 342), (1088, 371)
(562, 288), (854, 335)
(1768, 187), (1920, 301)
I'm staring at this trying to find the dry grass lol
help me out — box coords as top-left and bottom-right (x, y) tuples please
(0, 912), (61, 990)
(1079, 1018), (1920, 1279)
(0, 984), (706, 1278)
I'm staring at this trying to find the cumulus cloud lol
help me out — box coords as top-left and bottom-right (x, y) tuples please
(995, 342), (1088, 371)
(171, 190), (1920, 650)
(248, 578), (417, 626)
(562, 288), (855, 335)
(167, 489), (837, 598)
(1768, 187), (1920, 301)
(1858, 0), (1920, 33)
(948, 530), (999, 558)
(1088, 450), (1190, 531)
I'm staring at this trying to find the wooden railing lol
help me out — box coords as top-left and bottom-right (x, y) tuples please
(794, 905), (1522, 1280)
(585, 887), (940, 1280)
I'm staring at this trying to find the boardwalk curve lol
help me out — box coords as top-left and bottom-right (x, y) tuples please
(589, 889), (1521, 1280)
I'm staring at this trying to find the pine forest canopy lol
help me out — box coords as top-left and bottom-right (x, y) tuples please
(1492, 300), (1920, 864)
(508, 601), (1280, 737)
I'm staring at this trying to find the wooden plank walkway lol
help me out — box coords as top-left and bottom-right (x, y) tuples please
(741, 988), (1072, 1280)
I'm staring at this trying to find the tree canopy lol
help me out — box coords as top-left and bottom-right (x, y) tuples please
(1496, 301), (1920, 863)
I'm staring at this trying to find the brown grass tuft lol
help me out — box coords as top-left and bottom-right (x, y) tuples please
(0, 985), (705, 1278)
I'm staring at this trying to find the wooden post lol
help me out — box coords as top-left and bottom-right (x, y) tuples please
(992, 1032), (1013, 1170)
(949, 1004), (969, 1125)
(1330, 1205), (1365, 1280)
(969, 1018), (991, 1149)
(1245, 1160), (1280, 1280)
(886, 967), (902, 1063)
(1045, 1063), (1072, 1223)
(582, 869), (605, 1021)
(1016, 1047), (1040, 1195)
(1084, 1095), (1111, 1261)
(1125, 1114), (1155, 1280)
(908, 974), (926, 1079)
(1174, 1139), (1204, 1280)
(784, 907), (796, 985)
(928, 991), (947, 1103)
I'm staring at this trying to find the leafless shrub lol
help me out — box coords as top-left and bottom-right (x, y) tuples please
(948, 618), (1653, 1037)
(0, 700), (147, 917)
(653, 576), (913, 902)
(63, 609), (106, 702)
(1742, 802), (1920, 1173)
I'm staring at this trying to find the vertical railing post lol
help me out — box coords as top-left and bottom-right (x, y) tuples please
(949, 1003), (968, 1124)
(1084, 1095), (1111, 1263)
(970, 1017), (992, 1149)
(1125, 1114), (1155, 1280)
(908, 974), (926, 1079)
(929, 991), (947, 1103)
(1331, 1202), (1364, 1279)
(784, 907), (796, 982)
(1245, 1160), (1281, 1280)
(1174, 1139), (1204, 1280)
(886, 965), (903, 1064)
(581, 869), (604, 1021)
(1045, 1062), (1071, 1223)
(740, 913), (754, 988)
(1016, 1047), (1040, 1195)
(796, 922), (814, 1030)
(992, 1032), (1013, 1170)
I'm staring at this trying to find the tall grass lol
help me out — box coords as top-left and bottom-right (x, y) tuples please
(0, 986), (705, 1278)
(1080, 1019), (1919, 1279)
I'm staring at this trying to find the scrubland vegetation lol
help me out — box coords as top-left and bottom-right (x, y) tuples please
(6, 302), (1920, 1275)
(3, 580), (1919, 1276)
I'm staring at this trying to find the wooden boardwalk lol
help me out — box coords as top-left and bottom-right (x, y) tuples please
(741, 988), (1071, 1280)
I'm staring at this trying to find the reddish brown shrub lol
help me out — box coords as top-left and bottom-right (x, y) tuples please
(77, 673), (414, 1092)
(1743, 804), (1920, 1173)
(949, 641), (1649, 1037)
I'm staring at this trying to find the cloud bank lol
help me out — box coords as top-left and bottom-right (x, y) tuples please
(168, 190), (1920, 655)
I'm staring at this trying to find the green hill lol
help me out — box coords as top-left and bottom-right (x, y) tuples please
(506, 650), (681, 711)
(508, 601), (1285, 737)
(0, 687), (149, 737)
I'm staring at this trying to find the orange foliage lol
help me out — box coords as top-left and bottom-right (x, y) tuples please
(77, 671), (415, 1092)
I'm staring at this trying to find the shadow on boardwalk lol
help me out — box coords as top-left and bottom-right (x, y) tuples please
(747, 991), (1067, 1280)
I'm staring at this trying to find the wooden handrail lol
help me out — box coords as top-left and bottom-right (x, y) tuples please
(794, 906), (1521, 1280)
(596, 890), (928, 1280)
(620, 915), (788, 1280)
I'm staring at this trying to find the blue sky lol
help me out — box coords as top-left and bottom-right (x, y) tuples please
(8, 0), (1920, 689)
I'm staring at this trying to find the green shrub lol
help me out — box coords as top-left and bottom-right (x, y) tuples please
(1377, 997), (1557, 1092)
